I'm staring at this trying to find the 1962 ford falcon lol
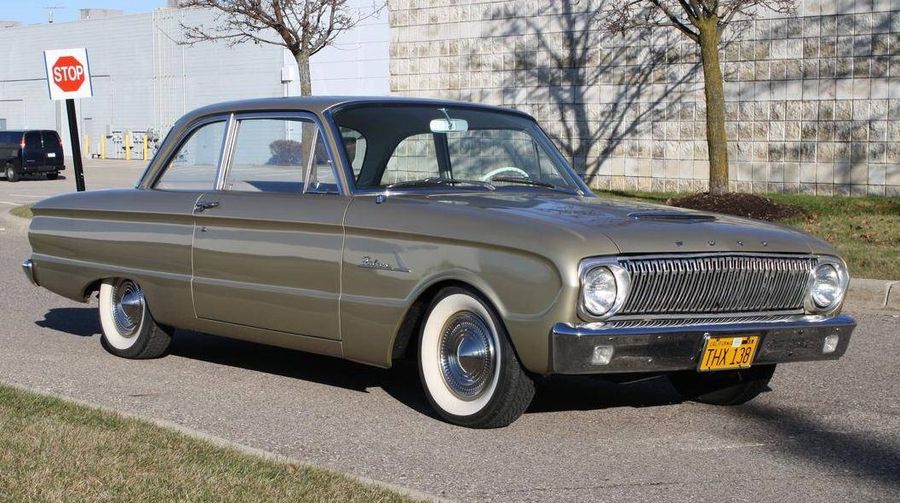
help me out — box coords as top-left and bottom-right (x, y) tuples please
(23, 97), (855, 428)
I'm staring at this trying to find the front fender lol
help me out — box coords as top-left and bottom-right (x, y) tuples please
(339, 216), (571, 373)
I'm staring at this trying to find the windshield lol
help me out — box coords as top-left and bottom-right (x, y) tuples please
(332, 105), (582, 192)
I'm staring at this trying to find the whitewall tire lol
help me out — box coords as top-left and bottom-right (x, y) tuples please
(418, 287), (534, 428)
(98, 278), (173, 359)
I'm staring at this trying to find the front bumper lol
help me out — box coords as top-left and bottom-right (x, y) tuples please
(551, 314), (856, 374)
(22, 259), (39, 286)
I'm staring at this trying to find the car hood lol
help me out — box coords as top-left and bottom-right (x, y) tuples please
(417, 191), (834, 255)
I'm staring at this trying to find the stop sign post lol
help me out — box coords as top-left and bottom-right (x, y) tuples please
(43, 48), (93, 191)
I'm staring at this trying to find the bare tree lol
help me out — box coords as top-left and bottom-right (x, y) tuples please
(180, 0), (383, 96)
(600, 0), (796, 194)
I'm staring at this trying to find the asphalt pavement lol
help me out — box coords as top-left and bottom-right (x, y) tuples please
(1, 163), (898, 502)
(0, 159), (146, 207)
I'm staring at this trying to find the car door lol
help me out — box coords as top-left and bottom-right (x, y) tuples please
(41, 131), (64, 169)
(118, 116), (229, 328)
(190, 113), (348, 340)
(22, 131), (42, 168)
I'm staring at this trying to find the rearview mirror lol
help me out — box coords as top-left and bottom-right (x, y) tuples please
(430, 118), (468, 133)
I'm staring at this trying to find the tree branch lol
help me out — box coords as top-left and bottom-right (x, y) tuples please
(650, 0), (700, 41)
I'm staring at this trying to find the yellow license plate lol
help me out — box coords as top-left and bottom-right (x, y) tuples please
(698, 335), (760, 372)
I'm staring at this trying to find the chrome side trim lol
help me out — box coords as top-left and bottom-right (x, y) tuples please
(22, 259), (38, 287)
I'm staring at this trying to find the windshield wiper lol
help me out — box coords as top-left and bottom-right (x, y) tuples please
(489, 175), (557, 188)
(386, 177), (495, 190)
(489, 175), (582, 195)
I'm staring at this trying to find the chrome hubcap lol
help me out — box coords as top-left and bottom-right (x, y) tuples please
(112, 280), (144, 337)
(438, 311), (496, 400)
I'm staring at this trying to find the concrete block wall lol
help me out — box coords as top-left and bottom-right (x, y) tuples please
(388, 0), (900, 196)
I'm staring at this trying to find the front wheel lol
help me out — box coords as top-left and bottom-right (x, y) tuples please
(5, 164), (19, 182)
(669, 365), (776, 405)
(418, 287), (534, 428)
(98, 278), (173, 359)
(46, 171), (59, 180)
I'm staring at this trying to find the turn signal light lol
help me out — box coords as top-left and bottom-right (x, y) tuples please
(823, 334), (839, 354)
(591, 345), (614, 365)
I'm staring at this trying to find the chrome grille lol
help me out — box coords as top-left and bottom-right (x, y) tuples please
(620, 254), (816, 315)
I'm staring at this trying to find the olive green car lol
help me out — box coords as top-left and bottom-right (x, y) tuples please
(23, 97), (856, 428)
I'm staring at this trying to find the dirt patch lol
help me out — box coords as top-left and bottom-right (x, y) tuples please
(667, 192), (805, 222)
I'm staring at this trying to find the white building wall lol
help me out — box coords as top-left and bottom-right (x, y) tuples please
(0, 4), (389, 158)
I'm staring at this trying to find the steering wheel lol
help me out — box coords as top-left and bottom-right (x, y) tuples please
(481, 166), (529, 182)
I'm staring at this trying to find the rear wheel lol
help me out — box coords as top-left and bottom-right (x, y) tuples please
(418, 287), (534, 428)
(46, 171), (59, 180)
(98, 278), (173, 359)
(5, 164), (19, 182)
(669, 365), (776, 405)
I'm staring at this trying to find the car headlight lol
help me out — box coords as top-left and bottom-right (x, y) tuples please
(805, 258), (849, 314)
(579, 261), (630, 320)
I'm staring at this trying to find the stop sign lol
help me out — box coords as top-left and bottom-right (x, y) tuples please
(51, 56), (85, 92)
(43, 48), (93, 100)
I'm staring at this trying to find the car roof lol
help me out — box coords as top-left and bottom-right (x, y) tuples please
(0, 130), (57, 134)
(180, 96), (533, 124)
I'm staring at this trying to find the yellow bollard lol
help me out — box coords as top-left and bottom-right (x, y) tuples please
(83, 134), (90, 156)
(143, 134), (149, 160)
(124, 131), (131, 161)
(100, 136), (106, 159)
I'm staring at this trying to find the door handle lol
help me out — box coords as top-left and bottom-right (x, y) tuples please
(194, 201), (220, 213)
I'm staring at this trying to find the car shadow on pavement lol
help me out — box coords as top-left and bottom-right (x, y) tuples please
(528, 375), (683, 412)
(13, 174), (67, 182)
(35, 307), (101, 337)
(725, 403), (900, 489)
(168, 330), (686, 418)
(168, 330), (439, 418)
(34, 308), (687, 418)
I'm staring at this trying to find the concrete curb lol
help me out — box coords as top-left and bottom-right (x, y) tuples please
(3, 382), (447, 503)
(845, 278), (900, 312)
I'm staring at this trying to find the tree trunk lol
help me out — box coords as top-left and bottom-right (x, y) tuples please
(294, 50), (312, 96)
(698, 19), (729, 195)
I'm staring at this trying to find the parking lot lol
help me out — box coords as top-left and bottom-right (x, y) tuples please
(0, 164), (898, 502)
(0, 159), (146, 207)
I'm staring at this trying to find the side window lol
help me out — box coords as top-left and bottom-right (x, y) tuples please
(24, 132), (41, 152)
(224, 118), (313, 193)
(381, 133), (439, 186)
(339, 127), (366, 178)
(41, 131), (59, 146)
(306, 133), (339, 193)
(155, 121), (226, 191)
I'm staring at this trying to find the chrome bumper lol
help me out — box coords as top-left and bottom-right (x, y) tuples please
(22, 259), (38, 287)
(551, 314), (856, 374)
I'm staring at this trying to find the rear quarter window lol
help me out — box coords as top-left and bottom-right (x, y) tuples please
(24, 132), (41, 150)
(41, 131), (61, 148)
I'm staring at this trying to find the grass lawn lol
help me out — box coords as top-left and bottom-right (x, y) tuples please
(0, 385), (420, 502)
(596, 191), (900, 280)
